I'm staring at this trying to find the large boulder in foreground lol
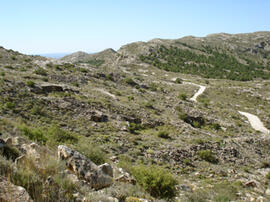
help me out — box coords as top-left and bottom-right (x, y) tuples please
(58, 145), (113, 189)
(0, 176), (33, 202)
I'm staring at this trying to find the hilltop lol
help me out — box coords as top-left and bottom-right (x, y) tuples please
(0, 32), (270, 201)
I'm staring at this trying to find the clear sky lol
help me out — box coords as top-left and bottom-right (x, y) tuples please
(0, 0), (269, 54)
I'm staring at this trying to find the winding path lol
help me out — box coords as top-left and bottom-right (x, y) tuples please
(171, 77), (206, 102)
(170, 77), (270, 135)
(238, 111), (270, 134)
(188, 84), (206, 102)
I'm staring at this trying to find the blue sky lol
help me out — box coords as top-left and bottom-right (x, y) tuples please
(0, 0), (269, 54)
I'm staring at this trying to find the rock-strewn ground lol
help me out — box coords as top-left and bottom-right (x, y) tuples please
(0, 32), (270, 201)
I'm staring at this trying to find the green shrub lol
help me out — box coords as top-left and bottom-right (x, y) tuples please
(78, 67), (88, 73)
(26, 80), (35, 87)
(175, 78), (182, 84)
(192, 120), (201, 128)
(54, 175), (78, 198)
(178, 112), (188, 121)
(31, 105), (45, 116)
(128, 96), (134, 101)
(11, 168), (43, 199)
(76, 143), (106, 165)
(85, 59), (104, 67)
(157, 131), (170, 139)
(72, 82), (79, 87)
(24, 58), (32, 62)
(0, 155), (77, 201)
(34, 67), (47, 76)
(11, 56), (16, 60)
(266, 172), (270, 180)
(0, 72), (5, 76)
(198, 97), (210, 107)
(128, 123), (143, 134)
(105, 74), (113, 81)
(118, 155), (133, 172)
(19, 125), (47, 143)
(197, 150), (218, 164)
(144, 101), (154, 109)
(5, 102), (16, 110)
(149, 83), (158, 91)
(131, 165), (178, 199)
(211, 123), (221, 130)
(47, 125), (78, 145)
(124, 78), (137, 86)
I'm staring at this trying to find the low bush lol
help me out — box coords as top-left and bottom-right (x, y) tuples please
(211, 123), (221, 130)
(149, 83), (158, 91)
(197, 150), (218, 164)
(76, 143), (106, 165)
(78, 67), (88, 73)
(131, 165), (178, 199)
(157, 131), (170, 139)
(26, 80), (35, 87)
(266, 171), (270, 180)
(34, 67), (47, 76)
(124, 78), (137, 86)
(0, 155), (77, 201)
(5, 102), (16, 110)
(178, 93), (187, 100)
(31, 105), (45, 116)
(175, 78), (182, 84)
(47, 125), (78, 145)
(19, 124), (47, 143)
(144, 101), (154, 109)
(128, 123), (143, 134)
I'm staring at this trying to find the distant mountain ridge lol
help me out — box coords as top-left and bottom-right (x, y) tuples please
(60, 31), (270, 81)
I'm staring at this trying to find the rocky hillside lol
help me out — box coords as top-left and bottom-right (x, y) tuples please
(120, 32), (270, 81)
(0, 32), (270, 201)
(61, 48), (118, 66)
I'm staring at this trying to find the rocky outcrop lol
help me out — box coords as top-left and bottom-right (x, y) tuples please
(30, 83), (78, 94)
(58, 145), (113, 189)
(90, 111), (108, 122)
(0, 176), (33, 202)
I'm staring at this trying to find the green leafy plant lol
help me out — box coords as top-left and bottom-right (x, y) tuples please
(131, 165), (178, 199)
(34, 67), (47, 76)
(128, 123), (143, 134)
(47, 125), (78, 145)
(5, 102), (16, 110)
(266, 171), (270, 180)
(76, 143), (106, 165)
(26, 80), (35, 87)
(19, 125), (47, 143)
(157, 131), (170, 139)
(124, 78), (137, 86)
(197, 150), (218, 163)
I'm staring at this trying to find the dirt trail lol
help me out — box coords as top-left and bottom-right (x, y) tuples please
(238, 111), (270, 134)
(171, 77), (206, 102)
(187, 83), (206, 102)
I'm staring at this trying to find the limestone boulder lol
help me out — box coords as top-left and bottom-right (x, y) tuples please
(58, 145), (113, 189)
(0, 176), (33, 202)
